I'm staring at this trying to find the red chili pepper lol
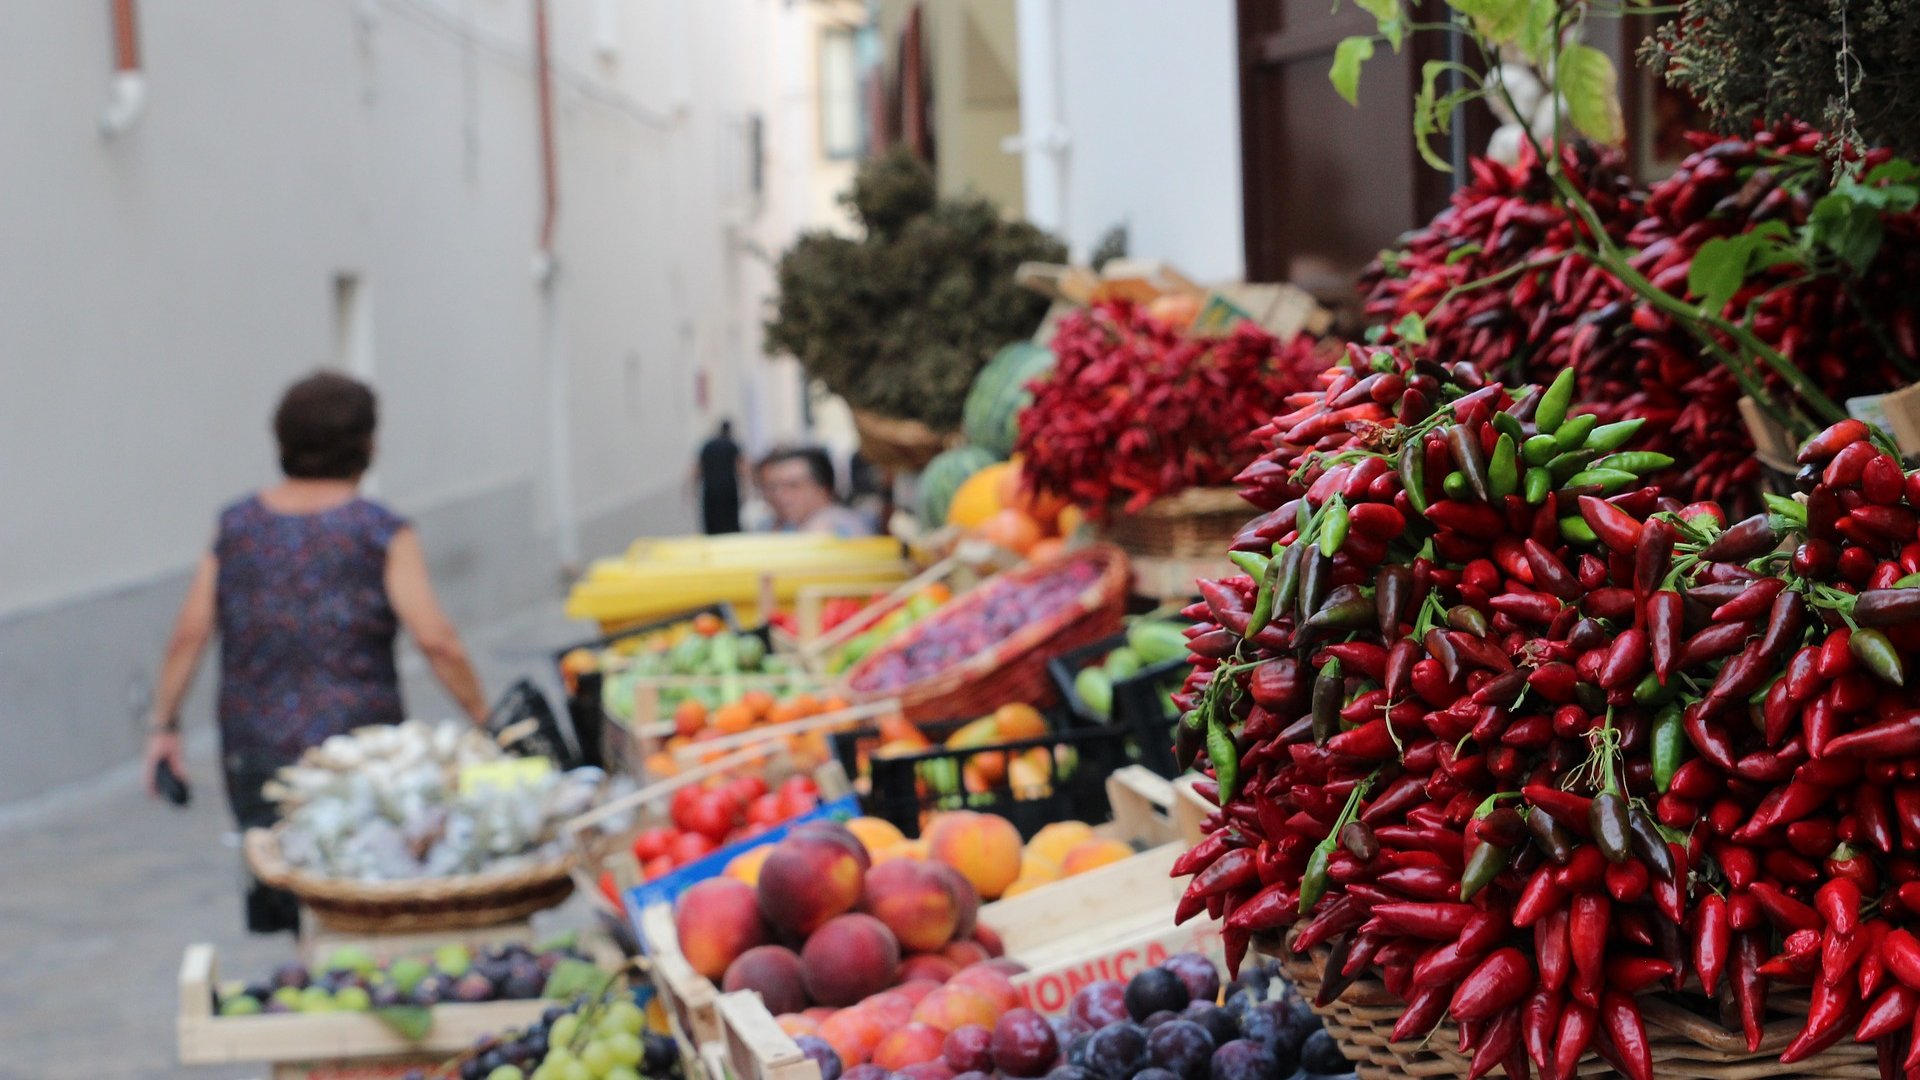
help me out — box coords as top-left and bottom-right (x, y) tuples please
(1536, 906), (1570, 993)
(1826, 712), (1920, 759)
(1598, 990), (1653, 1080)
(1551, 998), (1597, 1080)
(1678, 619), (1756, 668)
(1713, 577), (1786, 623)
(1733, 779), (1830, 841)
(1449, 947), (1532, 1021)
(1523, 985), (1560, 1070)
(1191, 848), (1258, 897)
(1599, 627), (1648, 690)
(1389, 982), (1449, 1043)
(1569, 892), (1608, 1006)
(1731, 930), (1768, 1052)
(1856, 984), (1919, 1042)
(1683, 705), (1738, 772)
(1750, 880), (1822, 931)
(1647, 590), (1682, 684)
(1821, 627), (1856, 679)
(1818, 878), (1863, 936)
(1368, 901), (1478, 940)
(1780, 976), (1857, 1064)
(1693, 894), (1730, 995)
(1825, 439), (1879, 486)
(1798, 417), (1870, 463)
(1577, 494), (1642, 552)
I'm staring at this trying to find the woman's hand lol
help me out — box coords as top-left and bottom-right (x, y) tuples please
(143, 728), (187, 797)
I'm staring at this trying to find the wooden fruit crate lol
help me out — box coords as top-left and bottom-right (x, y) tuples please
(715, 989), (822, 1080)
(640, 901), (726, 1053)
(177, 944), (551, 1074)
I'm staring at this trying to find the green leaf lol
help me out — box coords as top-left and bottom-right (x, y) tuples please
(1688, 235), (1757, 315)
(1809, 189), (1887, 273)
(373, 1007), (434, 1042)
(542, 958), (614, 1001)
(1445, 242), (1483, 265)
(1394, 312), (1429, 345)
(1331, 37), (1375, 107)
(1517, 0), (1557, 67)
(1867, 159), (1920, 186)
(1412, 61), (1483, 174)
(1559, 44), (1624, 144)
(1446, 0), (1529, 44)
(1354, 0), (1405, 50)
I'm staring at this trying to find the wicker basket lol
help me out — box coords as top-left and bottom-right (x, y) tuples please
(1277, 934), (1880, 1080)
(841, 544), (1130, 723)
(850, 407), (954, 472)
(244, 828), (577, 934)
(1100, 487), (1251, 560)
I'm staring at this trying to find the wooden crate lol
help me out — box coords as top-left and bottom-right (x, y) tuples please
(299, 916), (544, 969)
(1170, 772), (1215, 848)
(177, 944), (550, 1069)
(716, 990), (822, 1080)
(639, 902), (723, 1052)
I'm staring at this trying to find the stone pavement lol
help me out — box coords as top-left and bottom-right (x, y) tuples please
(0, 600), (599, 1079)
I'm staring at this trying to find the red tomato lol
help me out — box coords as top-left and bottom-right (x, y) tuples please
(735, 822), (770, 841)
(746, 792), (786, 827)
(683, 791), (738, 843)
(725, 775), (770, 805)
(631, 825), (677, 863)
(776, 787), (819, 819)
(780, 774), (819, 799)
(667, 831), (717, 866)
(670, 785), (706, 833)
(642, 853), (678, 881)
(598, 870), (621, 905)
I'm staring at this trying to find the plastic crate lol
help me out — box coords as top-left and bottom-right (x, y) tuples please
(1046, 632), (1188, 779)
(828, 714), (1138, 840)
(552, 601), (742, 689)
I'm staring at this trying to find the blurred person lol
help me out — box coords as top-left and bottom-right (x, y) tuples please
(141, 371), (489, 930)
(690, 418), (745, 535)
(758, 446), (874, 538)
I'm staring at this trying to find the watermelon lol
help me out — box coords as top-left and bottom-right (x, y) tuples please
(963, 342), (1054, 458)
(919, 446), (999, 526)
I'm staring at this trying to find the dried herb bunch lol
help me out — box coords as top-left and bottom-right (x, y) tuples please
(1644, 0), (1920, 159)
(764, 149), (1066, 431)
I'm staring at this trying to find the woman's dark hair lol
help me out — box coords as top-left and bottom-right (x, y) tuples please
(274, 371), (377, 479)
(759, 446), (837, 492)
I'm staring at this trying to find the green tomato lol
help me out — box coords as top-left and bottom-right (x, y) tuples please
(1103, 647), (1142, 681)
(1075, 667), (1114, 719)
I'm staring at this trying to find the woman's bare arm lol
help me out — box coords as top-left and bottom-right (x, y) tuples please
(143, 553), (217, 795)
(385, 527), (489, 724)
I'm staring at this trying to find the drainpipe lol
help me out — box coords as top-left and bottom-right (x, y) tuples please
(532, 0), (559, 282)
(531, 0), (579, 570)
(99, 0), (147, 138)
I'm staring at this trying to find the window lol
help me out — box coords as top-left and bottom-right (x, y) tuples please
(819, 27), (861, 160)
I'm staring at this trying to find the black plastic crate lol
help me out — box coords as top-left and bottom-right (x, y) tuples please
(828, 712), (1139, 839)
(550, 601), (742, 687)
(1046, 632), (1189, 779)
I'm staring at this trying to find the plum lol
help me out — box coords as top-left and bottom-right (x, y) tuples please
(795, 1034), (845, 1080)
(272, 962), (311, 990)
(992, 1008), (1061, 1078)
(1066, 1031), (1096, 1068)
(1125, 969), (1190, 1021)
(1084, 1023), (1150, 1080)
(643, 1033), (680, 1074)
(452, 972), (496, 1003)
(943, 1025), (995, 1074)
(1145, 1020), (1214, 1080)
(1133, 1070), (1180, 1080)
(1140, 1011), (1180, 1030)
(1298, 1029), (1348, 1075)
(1160, 955), (1220, 1006)
(501, 962), (545, 1000)
(1180, 1003), (1239, 1048)
(1206, 1040), (1277, 1080)
(953, 1074), (994, 1080)
(1046, 1069), (1095, 1080)
(840, 1066), (891, 1080)
(1052, 1016), (1094, 1047)
(1069, 981), (1130, 1030)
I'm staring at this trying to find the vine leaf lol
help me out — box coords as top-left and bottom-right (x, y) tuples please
(1516, 0), (1557, 67)
(1446, 0), (1530, 45)
(1807, 174), (1919, 273)
(1332, 37), (1375, 106)
(1394, 312), (1430, 345)
(1559, 44), (1624, 144)
(1354, 0), (1406, 50)
(1413, 61), (1484, 173)
(1687, 221), (1791, 315)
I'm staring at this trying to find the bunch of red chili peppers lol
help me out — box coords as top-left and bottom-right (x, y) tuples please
(1014, 299), (1330, 517)
(1175, 343), (1920, 1078)
(1362, 123), (1920, 510)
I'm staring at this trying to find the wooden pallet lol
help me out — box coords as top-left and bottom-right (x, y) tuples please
(177, 944), (550, 1069)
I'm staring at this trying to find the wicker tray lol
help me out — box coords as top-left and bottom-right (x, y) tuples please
(841, 544), (1130, 723)
(1101, 487), (1251, 560)
(244, 828), (577, 934)
(850, 407), (953, 472)
(1278, 934), (1880, 1079)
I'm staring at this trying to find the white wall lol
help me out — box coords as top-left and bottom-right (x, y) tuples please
(0, 0), (830, 800)
(1013, 0), (1244, 282)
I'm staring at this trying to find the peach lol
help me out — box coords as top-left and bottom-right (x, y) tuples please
(985, 957), (1027, 976)
(942, 939), (991, 968)
(926, 812), (1023, 900)
(873, 840), (929, 864)
(895, 978), (943, 1004)
(872, 1022), (949, 1070)
(801, 913), (902, 1006)
(1025, 821), (1092, 868)
(846, 816), (907, 852)
(803, 1006), (838, 1024)
(791, 821), (872, 869)
(860, 990), (916, 1028)
(946, 966), (1019, 1014)
(911, 985), (1002, 1033)
(930, 862), (980, 938)
(900, 953), (961, 983)
(675, 878), (772, 980)
(725, 844), (774, 886)
(760, 834), (868, 937)
(819, 1007), (890, 1066)
(863, 859), (964, 952)
(723, 945), (810, 1015)
(973, 925), (1005, 957)
(777, 1013), (820, 1038)
(1062, 838), (1135, 876)
(898, 1063), (956, 1080)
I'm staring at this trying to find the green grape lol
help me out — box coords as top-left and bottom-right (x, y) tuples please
(486, 1067), (526, 1080)
(543, 1048), (577, 1072)
(333, 986), (372, 1012)
(580, 1040), (617, 1076)
(530, 1066), (554, 1080)
(603, 1001), (646, 1037)
(602, 1067), (642, 1080)
(553, 1060), (592, 1080)
(550, 1015), (581, 1050)
(603, 1032), (642, 1068)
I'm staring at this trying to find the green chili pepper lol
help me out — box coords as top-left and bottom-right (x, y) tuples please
(1553, 413), (1599, 451)
(1561, 517), (1599, 544)
(1851, 628), (1907, 687)
(1523, 466), (1551, 505)
(1206, 718), (1240, 804)
(1652, 706), (1684, 793)
(1762, 493), (1809, 526)
(1446, 604), (1489, 638)
(1563, 468), (1638, 493)
(1594, 451), (1677, 476)
(1298, 548), (1331, 624)
(1633, 668), (1675, 707)
(1584, 418), (1646, 453)
(1319, 497), (1350, 558)
(1227, 551), (1269, 579)
(1298, 844), (1331, 914)
(1244, 570), (1277, 641)
(1397, 438), (1428, 516)
(1273, 541), (1305, 619)
(1312, 658), (1343, 745)
(1492, 411), (1526, 443)
(1460, 842), (1509, 902)
(1523, 434), (1560, 466)
(1546, 449), (1598, 483)
(1590, 792), (1633, 863)
(1489, 433), (1519, 499)
(1443, 471), (1471, 501)
(1535, 368), (1576, 434)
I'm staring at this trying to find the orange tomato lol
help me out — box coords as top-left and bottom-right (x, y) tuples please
(692, 612), (726, 636)
(766, 702), (804, 726)
(991, 702), (1049, 741)
(643, 752), (680, 778)
(672, 698), (708, 737)
(788, 692), (823, 715)
(740, 689), (776, 719)
(712, 702), (755, 735)
(978, 508), (1044, 556)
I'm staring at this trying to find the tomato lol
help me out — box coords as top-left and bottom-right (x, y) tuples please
(667, 831), (716, 866)
(598, 870), (622, 905)
(776, 786), (820, 819)
(746, 792), (786, 828)
(670, 785), (706, 833)
(632, 825), (677, 863)
(724, 775), (769, 807)
(735, 822), (770, 841)
(684, 790), (739, 843)
(641, 854), (677, 881)
(780, 774), (819, 799)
